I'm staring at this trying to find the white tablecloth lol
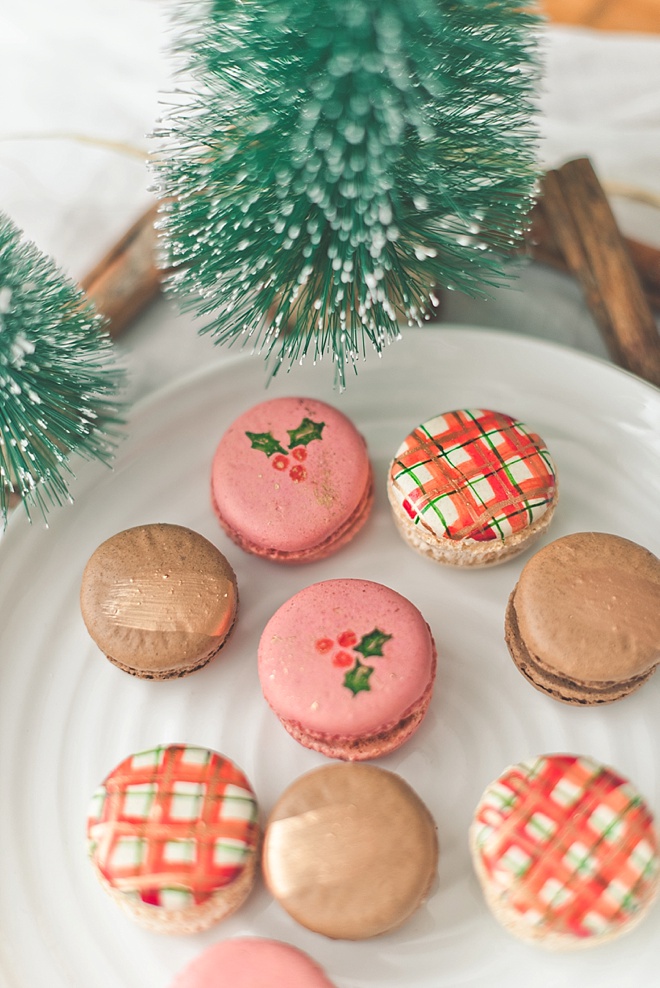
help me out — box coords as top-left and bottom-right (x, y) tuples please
(2, 2), (659, 401)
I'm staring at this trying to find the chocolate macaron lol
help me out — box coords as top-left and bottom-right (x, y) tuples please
(505, 532), (660, 704)
(80, 523), (238, 679)
(262, 763), (438, 939)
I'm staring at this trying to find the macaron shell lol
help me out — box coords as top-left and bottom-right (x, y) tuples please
(211, 397), (371, 555)
(470, 754), (660, 946)
(511, 532), (660, 683)
(262, 763), (438, 939)
(170, 938), (337, 988)
(388, 408), (557, 544)
(80, 524), (238, 677)
(87, 745), (259, 915)
(258, 579), (436, 738)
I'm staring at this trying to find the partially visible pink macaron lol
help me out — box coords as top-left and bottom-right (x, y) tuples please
(170, 937), (337, 988)
(258, 578), (437, 760)
(211, 397), (373, 563)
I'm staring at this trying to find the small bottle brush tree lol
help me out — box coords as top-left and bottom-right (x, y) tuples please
(0, 213), (124, 525)
(154, 0), (540, 386)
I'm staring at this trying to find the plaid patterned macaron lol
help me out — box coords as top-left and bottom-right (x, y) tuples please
(387, 409), (558, 567)
(470, 754), (660, 949)
(87, 744), (259, 933)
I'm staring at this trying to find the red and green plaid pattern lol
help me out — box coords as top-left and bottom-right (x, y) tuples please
(389, 409), (556, 542)
(473, 755), (659, 939)
(87, 745), (258, 909)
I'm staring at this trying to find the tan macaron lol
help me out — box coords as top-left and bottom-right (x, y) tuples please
(505, 532), (660, 704)
(262, 763), (438, 939)
(80, 523), (238, 678)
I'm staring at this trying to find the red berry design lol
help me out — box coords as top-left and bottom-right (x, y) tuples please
(315, 638), (334, 654)
(402, 498), (417, 520)
(333, 651), (354, 668)
(291, 446), (307, 461)
(337, 630), (357, 648)
(272, 454), (289, 471)
(289, 464), (307, 483)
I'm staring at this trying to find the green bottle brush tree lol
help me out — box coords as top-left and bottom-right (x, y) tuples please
(0, 213), (124, 525)
(154, 0), (540, 385)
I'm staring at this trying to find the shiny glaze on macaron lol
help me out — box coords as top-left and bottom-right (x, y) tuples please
(505, 532), (660, 704)
(262, 763), (438, 939)
(258, 578), (437, 760)
(80, 523), (238, 678)
(211, 397), (373, 562)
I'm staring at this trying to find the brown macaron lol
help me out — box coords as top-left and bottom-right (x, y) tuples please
(262, 763), (438, 939)
(80, 523), (238, 679)
(505, 532), (660, 705)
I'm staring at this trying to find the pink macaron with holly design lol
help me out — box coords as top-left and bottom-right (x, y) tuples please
(211, 397), (373, 563)
(258, 578), (437, 760)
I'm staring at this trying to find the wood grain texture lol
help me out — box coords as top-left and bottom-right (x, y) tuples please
(541, 0), (660, 33)
(538, 158), (660, 385)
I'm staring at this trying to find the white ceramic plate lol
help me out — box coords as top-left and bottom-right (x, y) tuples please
(1, 327), (659, 988)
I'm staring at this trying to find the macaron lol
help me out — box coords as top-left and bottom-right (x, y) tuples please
(258, 578), (437, 760)
(80, 523), (238, 678)
(210, 396), (373, 562)
(387, 408), (558, 567)
(505, 532), (660, 704)
(87, 744), (260, 934)
(470, 753), (660, 949)
(262, 763), (438, 939)
(170, 938), (337, 988)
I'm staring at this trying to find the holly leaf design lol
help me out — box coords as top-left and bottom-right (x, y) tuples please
(287, 417), (325, 448)
(354, 628), (392, 659)
(245, 430), (287, 457)
(343, 659), (374, 696)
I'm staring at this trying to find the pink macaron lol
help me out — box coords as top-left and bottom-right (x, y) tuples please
(211, 397), (373, 563)
(258, 578), (437, 760)
(170, 937), (337, 988)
